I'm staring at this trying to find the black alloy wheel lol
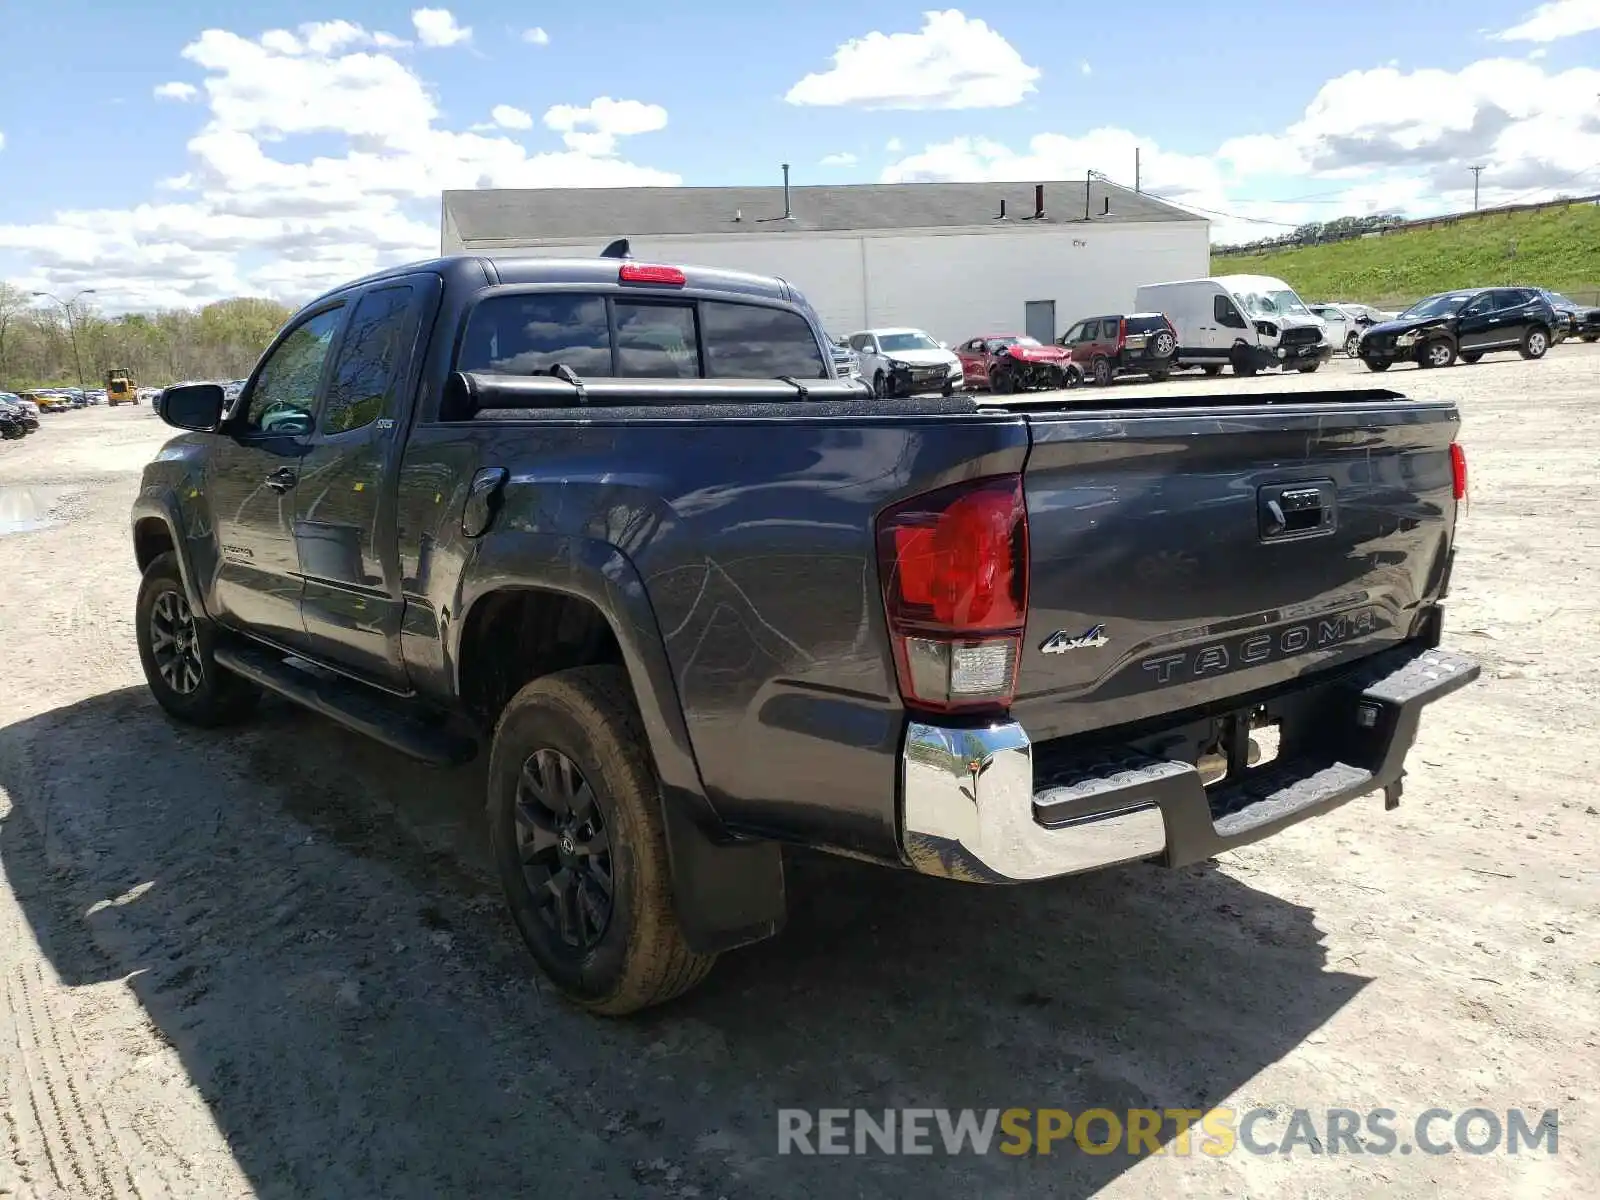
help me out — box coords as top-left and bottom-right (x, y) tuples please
(513, 748), (614, 953)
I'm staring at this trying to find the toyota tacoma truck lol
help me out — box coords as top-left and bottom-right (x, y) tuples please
(132, 251), (1480, 1015)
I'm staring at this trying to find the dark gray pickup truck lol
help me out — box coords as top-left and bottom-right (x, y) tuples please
(132, 252), (1480, 1014)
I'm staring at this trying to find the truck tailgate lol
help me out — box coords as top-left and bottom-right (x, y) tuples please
(1010, 394), (1460, 743)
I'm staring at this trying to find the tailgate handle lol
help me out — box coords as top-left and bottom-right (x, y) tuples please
(1259, 481), (1336, 541)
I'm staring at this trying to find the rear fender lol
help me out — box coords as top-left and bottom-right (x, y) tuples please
(453, 532), (786, 953)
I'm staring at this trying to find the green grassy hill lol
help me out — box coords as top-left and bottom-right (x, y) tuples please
(1213, 203), (1600, 308)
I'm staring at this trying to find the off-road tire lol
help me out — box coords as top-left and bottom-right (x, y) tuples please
(488, 666), (716, 1015)
(1519, 326), (1549, 360)
(135, 552), (260, 726)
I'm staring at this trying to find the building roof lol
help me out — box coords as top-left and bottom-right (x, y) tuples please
(442, 179), (1204, 246)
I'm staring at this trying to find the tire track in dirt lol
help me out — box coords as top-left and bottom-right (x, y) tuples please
(6, 959), (139, 1199)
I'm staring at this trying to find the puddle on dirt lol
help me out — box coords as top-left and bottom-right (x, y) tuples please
(0, 486), (74, 536)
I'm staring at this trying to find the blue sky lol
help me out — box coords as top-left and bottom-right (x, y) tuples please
(3, 1), (1599, 309)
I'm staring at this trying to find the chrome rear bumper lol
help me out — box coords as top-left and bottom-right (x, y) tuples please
(900, 722), (1166, 883)
(899, 645), (1480, 885)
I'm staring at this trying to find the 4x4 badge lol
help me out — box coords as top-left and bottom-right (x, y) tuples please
(1041, 624), (1109, 654)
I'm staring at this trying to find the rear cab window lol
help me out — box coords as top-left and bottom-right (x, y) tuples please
(457, 292), (828, 382)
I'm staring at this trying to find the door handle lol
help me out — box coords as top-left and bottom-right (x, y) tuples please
(462, 467), (509, 538)
(1259, 480), (1336, 541)
(265, 467), (297, 494)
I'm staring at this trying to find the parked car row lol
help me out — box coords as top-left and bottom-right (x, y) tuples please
(0, 392), (43, 438)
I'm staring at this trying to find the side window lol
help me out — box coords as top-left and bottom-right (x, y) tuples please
(320, 285), (414, 435)
(700, 301), (828, 379)
(848, 333), (870, 352)
(1460, 294), (1492, 317)
(1061, 322), (1083, 344)
(615, 301), (699, 378)
(459, 294), (613, 377)
(1214, 296), (1244, 327)
(244, 306), (343, 436)
(1077, 321), (1098, 341)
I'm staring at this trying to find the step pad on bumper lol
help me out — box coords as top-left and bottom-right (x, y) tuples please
(1349, 647), (1477, 706)
(1208, 759), (1372, 838)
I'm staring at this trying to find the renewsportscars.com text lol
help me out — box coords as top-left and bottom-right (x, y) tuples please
(777, 1107), (1559, 1158)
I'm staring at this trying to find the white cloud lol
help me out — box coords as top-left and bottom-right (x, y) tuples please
(522, 27), (550, 45)
(885, 137), (903, 153)
(883, 55), (1600, 244)
(1216, 59), (1600, 202)
(491, 104), (534, 130)
(785, 9), (1039, 110)
(543, 97), (668, 156)
(0, 20), (677, 309)
(154, 81), (198, 101)
(820, 152), (857, 167)
(411, 7), (472, 47)
(1495, 0), (1600, 42)
(0, 131), (6, 152)
(1080, 60), (1092, 77)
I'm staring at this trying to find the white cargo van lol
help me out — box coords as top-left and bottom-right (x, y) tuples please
(1134, 274), (1331, 376)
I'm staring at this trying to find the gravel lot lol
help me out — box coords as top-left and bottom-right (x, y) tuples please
(1, 349), (1596, 1199)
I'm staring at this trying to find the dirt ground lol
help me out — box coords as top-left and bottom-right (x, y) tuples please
(1, 348), (1596, 1199)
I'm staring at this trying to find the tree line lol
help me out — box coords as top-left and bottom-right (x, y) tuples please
(1216, 213), (1406, 256)
(0, 282), (291, 392)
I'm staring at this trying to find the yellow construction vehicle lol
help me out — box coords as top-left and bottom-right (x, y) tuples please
(106, 367), (136, 406)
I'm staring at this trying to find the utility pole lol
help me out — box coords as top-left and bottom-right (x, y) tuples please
(32, 289), (96, 399)
(1135, 147), (1141, 194)
(1469, 165), (1485, 211)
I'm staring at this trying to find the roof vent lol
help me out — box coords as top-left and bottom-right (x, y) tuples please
(599, 238), (633, 259)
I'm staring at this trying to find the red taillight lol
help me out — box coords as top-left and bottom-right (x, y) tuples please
(1450, 442), (1468, 508)
(1115, 318), (1127, 351)
(875, 475), (1029, 713)
(618, 263), (686, 286)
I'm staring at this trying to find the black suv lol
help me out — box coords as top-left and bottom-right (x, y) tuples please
(1058, 312), (1178, 384)
(1358, 287), (1556, 371)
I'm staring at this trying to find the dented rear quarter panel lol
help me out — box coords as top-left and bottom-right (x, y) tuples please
(395, 411), (1031, 863)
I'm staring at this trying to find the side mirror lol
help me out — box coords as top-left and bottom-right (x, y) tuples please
(157, 382), (226, 432)
(938, 341), (949, 349)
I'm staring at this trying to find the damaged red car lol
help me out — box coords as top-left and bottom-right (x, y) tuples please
(955, 334), (1082, 393)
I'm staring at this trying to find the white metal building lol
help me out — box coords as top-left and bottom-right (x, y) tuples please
(439, 179), (1209, 346)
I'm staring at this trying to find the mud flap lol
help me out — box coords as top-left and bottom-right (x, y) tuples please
(660, 787), (787, 954)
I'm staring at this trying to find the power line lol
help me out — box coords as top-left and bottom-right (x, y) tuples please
(1492, 160), (1600, 209)
(1141, 194), (1304, 227)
